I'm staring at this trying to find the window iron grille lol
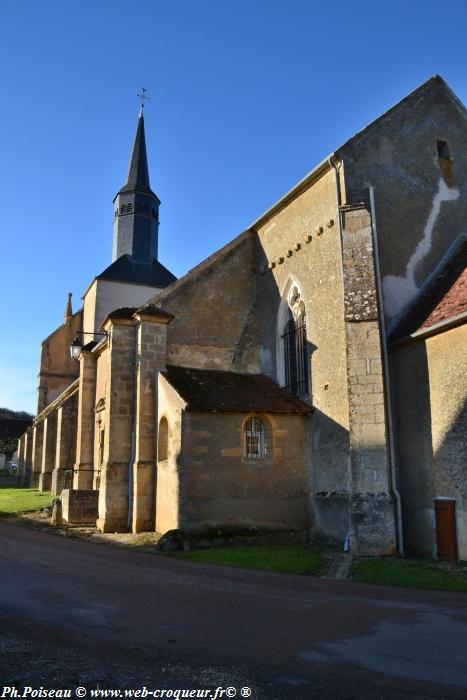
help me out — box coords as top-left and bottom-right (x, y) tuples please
(244, 417), (265, 459)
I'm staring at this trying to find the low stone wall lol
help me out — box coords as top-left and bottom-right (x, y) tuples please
(61, 489), (99, 525)
(155, 526), (309, 552)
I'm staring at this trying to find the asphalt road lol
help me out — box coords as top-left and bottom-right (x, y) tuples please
(1, 522), (466, 700)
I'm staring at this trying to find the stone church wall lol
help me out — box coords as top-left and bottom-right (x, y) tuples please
(156, 373), (185, 533)
(153, 233), (261, 374)
(338, 77), (467, 323)
(391, 323), (467, 560)
(93, 344), (109, 489)
(254, 167), (352, 543)
(37, 309), (83, 414)
(181, 410), (310, 531)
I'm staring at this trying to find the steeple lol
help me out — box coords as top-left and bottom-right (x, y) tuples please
(118, 108), (154, 197)
(112, 108), (160, 263)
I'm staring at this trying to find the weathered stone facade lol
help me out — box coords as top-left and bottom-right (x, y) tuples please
(31, 423), (44, 489)
(19, 76), (467, 559)
(36, 304), (82, 415)
(52, 393), (78, 496)
(391, 322), (467, 560)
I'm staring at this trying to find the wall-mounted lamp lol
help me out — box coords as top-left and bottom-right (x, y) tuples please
(70, 337), (82, 361)
(70, 331), (109, 361)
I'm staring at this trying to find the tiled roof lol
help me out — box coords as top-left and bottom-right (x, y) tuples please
(418, 266), (467, 331)
(389, 236), (467, 342)
(164, 365), (313, 414)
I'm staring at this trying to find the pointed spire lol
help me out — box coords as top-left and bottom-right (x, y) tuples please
(118, 111), (153, 196)
(64, 292), (73, 324)
(112, 103), (160, 263)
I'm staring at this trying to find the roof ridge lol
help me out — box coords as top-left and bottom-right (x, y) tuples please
(337, 75), (467, 153)
(150, 229), (253, 304)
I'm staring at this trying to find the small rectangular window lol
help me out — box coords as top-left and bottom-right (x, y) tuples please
(244, 418), (265, 459)
(437, 140), (451, 160)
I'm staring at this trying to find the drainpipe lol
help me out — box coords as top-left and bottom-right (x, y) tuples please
(328, 156), (351, 550)
(127, 430), (135, 530)
(127, 324), (138, 531)
(369, 186), (404, 556)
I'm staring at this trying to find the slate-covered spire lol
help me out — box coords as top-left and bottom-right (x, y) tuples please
(112, 108), (160, 263)
(118, 108), (155, 197)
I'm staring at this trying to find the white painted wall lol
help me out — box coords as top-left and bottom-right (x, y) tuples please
(83, 279), (164, 334)
(383, 178), (460, 318)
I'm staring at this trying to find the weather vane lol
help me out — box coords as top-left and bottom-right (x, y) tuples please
(137, 87), (149, 110)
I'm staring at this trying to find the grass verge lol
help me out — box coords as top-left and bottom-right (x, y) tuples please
(170, 545), (323, 575)
(0, 483), (53, 517)
(353, 558), (467, 593)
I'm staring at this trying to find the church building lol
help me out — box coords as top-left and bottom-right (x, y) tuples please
(18, 76), (467, 560)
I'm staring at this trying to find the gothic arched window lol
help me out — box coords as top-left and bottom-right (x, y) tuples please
(279, 284), (309, 397)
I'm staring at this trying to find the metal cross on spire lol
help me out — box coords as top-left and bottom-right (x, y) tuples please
(137, 87), (149, 115)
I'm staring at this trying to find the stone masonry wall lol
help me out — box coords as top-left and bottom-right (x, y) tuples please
(151, 233), (260, 374)
(31, 423), (44, 489)
(255, 166), (351, 544)
(22, 429), (33, 487)
(37, 310), (82, 414)
(16, 434), (25, 485)
(73, 350), (97, 490)
(131, 318), (168, 532)
(391, 324), (467, 560)
(182, 411), (310, 532)
(52, 393), (78, 496)
(40, 412), (57, 492)
(97, 321), (136, 532)
(156, 374), (185, 534)
(62, 489), (99, 525)
(339, 77), (467, 322)
(341, 204), (396, 554)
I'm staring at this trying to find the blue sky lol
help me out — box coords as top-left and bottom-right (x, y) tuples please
(1, 0), (467, 413)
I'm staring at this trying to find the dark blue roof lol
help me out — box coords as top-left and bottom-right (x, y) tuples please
(117, 112), (157, 198)
(97, 254), (177, 288)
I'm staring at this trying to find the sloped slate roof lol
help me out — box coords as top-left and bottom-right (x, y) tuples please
(97, 254), (177, 288)
(164, 365), (313, 414)
(117, 112), (157, 198)
(389, 236), (467, 342)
